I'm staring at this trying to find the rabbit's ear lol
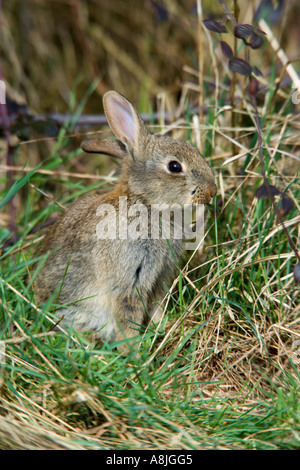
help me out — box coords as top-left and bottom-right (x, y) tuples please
(103, 91), (148, 153)
(81, 138), (127, 159)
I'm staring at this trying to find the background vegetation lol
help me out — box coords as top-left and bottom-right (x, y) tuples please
(0, 0), (299, 450)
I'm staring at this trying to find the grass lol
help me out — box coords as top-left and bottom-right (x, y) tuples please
(0, 0), (300, 451)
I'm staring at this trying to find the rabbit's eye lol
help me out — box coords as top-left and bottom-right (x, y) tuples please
(168, 160), (183, 174)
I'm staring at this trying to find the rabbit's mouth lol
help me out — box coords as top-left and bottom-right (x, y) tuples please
(191, 183), (217, 204)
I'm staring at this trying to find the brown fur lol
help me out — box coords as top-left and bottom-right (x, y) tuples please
(35, 91), (217, 346)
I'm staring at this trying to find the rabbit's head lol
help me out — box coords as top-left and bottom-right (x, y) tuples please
(81, 91), (217, 206)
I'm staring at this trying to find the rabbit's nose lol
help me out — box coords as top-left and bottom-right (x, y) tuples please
(208, 183), (217, 199)
(203, 184), (217, 203)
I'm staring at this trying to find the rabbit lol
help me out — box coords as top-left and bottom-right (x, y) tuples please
(35, 90), (217, 346)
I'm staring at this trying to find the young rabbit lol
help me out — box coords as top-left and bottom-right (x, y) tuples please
(35, 91), (217, 345)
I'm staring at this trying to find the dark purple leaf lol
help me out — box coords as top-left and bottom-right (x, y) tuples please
(234, 24), (265, 49)
(253, 66), (263, 77)
(220, 41), (233, 59)
(249, 32), (263, 49)
(248, 77), (259, 97)
(255, 183), (281, 199)
(203, 19), (227, 33)
(229, 57), (252, 76)
(234, 24), (254, 40)
(293, 262), (300, 283)
(150, 1), (169, 22)
(279, 194), (294, 216)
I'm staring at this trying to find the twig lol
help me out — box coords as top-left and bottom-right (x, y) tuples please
(218, 0), (238, 25)
(0, 164), (118, 182)
(218, 0), (239, 155)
